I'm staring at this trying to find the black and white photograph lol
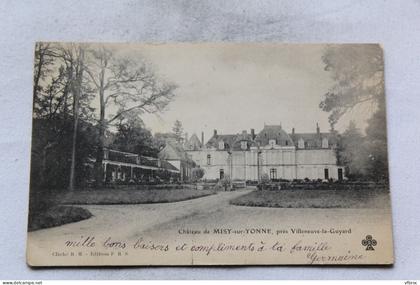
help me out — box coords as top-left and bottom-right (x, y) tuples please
(26, 43), (393, 266)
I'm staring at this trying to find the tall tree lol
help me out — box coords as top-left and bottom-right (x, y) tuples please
(68, 46), (86, 191)
(33, 43), (76, 188)
(84, 45), (177, 186)
(319, 44), (384, 129)
(31, 43), (96, 190)
(33, 43), (56, 102)
(172, 119), (184, 143)
(364, 101), (389, 181)
(339, 121), (368, 179)
(320, 44), (388, 180)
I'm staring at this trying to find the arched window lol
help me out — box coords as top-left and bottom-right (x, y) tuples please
(207, 154), (211, 165)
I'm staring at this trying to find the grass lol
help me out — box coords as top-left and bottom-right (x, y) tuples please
(60, 188), (217, 205)
(28, 187), (217, 231)
(28, 205), (92, 231)
(230, 189), (390, 209)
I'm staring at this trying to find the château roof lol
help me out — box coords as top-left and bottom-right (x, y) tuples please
(255, 125), (294, 147)
(231, 131), (257, 150)
(185, 133), (202, 150)
(206, 134), (237, 150)
(158, 140), (193, 162)
(188, 125), (338, 151)
(289, 132), (338, 149)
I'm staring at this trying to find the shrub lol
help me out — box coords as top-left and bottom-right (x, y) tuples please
(260, 173), (270, 184)
(217, 175), (232, 191)
(191, 167), (205, 182)
(28, 205), (92, 231)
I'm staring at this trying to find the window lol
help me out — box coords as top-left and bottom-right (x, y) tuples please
(324, 168), (329, 180)
(219, 169), (224, 179)
(285, 140), (289, 146)
(338, 168), (343, 181)
(218, 140), (224, 150)
(269, 139), (276, 148)
(270, 168), (277, 180)
(322, 138), (329, 148)
(207, 154), (211, 165)
(241, 141), (247, 150)
(298, 138), (305, 149)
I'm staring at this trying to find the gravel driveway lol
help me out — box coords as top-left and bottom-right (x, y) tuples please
(27, 188), (393, 265)
(28, 189), (253, 246)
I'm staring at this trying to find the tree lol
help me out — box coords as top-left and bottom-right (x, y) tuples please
(33, 43), (56, 103)
(320, 44), (384, 129)
(31, 43), (177, 189)
(320, 44), (389, 181)
(84, 45), (177, 186)
(339, 121), (368, 179)
(219, 175), (232, 191)
(191, 167), (205, 182)
(32, 43), (95, 190)
(172, 119), (184, 143)
(33, 43), (95, 122)
(69, 46), (86, 191)
(111, 113), (159, 157)
(364, 101), (389, 181)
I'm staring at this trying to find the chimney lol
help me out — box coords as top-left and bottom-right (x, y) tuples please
(292, 128), (295, 135)
(242, 130), (247, 135)
(201, 131), (204, 146)
(214, 129), (217, 136)
(316, 123), (320, 134)
(251, 128), (255, 140)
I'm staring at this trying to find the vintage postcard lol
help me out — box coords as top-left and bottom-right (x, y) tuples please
(27, 43), (393, 266)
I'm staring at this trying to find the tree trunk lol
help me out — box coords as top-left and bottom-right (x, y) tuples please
(94, 67), (106, 187)
(69, 48), (85, 191)
(62, 64), (73, 121)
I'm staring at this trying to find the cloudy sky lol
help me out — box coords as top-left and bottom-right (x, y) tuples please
(117, 43), (371, 140)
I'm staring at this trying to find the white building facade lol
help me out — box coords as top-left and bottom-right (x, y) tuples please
(185, 124), (344, 181)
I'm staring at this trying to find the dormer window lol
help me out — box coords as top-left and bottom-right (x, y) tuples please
(207, 154), (211, 165)
(298, 138), (305, 149)
(322, 138), (329, 148)
(269, 139), (276, 148)
(241, 141), (247, 150)
(218, 141), (224, 150)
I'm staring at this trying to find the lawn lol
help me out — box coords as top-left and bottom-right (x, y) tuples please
(60, 188), (217, 205)
(28, 187), (217, 231)
(230, 189), (390, 208)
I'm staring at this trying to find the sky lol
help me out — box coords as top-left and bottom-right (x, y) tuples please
(112, 43), (371, 141)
